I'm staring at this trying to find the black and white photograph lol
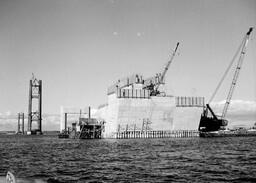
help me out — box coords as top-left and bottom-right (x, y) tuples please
(0, 0), (256, 182)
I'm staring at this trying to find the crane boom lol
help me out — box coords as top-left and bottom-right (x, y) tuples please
(208, 35), (245, 104)
(154, 42), (179, 92)
(160, 42), (179, 84)
(221, 27), (253, 119)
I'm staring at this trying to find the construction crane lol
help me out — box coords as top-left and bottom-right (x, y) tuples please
(156, 42), (179, 90)
(198, 27), (253, 133)
(145, 42), (180, 96)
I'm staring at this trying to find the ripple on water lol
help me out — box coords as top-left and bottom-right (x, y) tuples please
(0, 135), (256, 182)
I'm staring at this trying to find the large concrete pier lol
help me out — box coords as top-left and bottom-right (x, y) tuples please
(96, 74), (204, 138)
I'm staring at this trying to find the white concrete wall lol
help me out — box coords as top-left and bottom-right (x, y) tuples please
(173, 107), (203, 130)
(99, 94), (176, 137)
(149, 96), (175, 130)
(104, 94), (120, 138)
(96, 94), (204, 138)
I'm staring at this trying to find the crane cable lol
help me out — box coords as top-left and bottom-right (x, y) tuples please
(208, 35), (246, 104)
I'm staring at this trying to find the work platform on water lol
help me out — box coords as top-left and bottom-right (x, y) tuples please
(58, 107), (105, 139)
(59, 123), (104, 139)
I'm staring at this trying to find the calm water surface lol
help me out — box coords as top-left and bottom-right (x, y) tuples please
(0, 135), (256, 182)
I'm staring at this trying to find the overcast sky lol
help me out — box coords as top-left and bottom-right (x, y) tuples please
(0, 0), (256, 130)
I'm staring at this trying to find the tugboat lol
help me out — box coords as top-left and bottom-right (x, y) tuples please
(198, 27), (256, 137)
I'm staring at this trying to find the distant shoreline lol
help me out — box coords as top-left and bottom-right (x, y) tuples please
(0, 131), (59, 135)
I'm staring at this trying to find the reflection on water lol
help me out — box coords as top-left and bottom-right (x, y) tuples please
(0, 135), (256, 182)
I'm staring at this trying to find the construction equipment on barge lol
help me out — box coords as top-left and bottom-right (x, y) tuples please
(58, 107), (105, 139)
(198, 27), (256, 137)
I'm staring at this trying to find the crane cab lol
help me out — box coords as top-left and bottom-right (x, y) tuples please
(198, 104), (228, 132)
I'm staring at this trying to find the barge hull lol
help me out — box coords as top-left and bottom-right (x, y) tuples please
(199, 130), (256, 137)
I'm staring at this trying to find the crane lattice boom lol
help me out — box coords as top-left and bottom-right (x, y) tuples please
(221, 27), (253, 119)
(155, 42), (179, 92)
(160, 42), (179, 83)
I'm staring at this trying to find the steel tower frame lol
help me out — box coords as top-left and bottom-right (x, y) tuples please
(27, 74), (42, 134)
